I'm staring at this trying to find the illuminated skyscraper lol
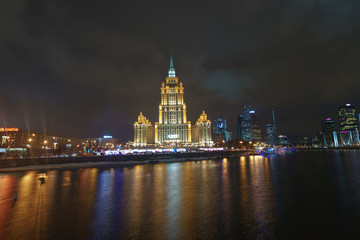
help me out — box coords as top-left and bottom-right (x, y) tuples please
(133, 48), (212, 146)
(321, 118), (338, 147)
(239, 105), (252, 141)
(238, 105), (261, 141)
(154, 49), (192, 145)
(338, 104), (359, 146)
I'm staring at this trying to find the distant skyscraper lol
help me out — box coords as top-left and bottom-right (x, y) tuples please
(338, 104), (359, 146)
(239, 105), (252, 141)
(266, 108), (278, 146)
(212, 114), (226, 135)
(321, 118), (338, 147)
(212, 114), (230, 141)
(238, 105), (262, 142)
(266, 124), (275, 145)
(237, 115), (243, 140)
(250, 114), (262, 142)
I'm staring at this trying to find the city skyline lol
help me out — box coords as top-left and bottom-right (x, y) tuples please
(2, 1), (360, 239)
(1, 0), (360, 141)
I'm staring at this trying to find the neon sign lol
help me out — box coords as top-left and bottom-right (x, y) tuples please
(0, 128), (19, 132)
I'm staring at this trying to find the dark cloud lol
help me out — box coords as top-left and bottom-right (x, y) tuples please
(1, 0), (360, 141)
(204, 70), (253, 102)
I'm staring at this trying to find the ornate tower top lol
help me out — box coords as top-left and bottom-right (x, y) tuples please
(134, 112), (152, 126)
(196, 111), (210, 124)
(168, 47), (176, 77)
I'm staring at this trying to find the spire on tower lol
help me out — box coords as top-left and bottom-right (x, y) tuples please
(168, 47), (176, 77)
(272, 108), (276, 124)
(170, 47), (174, 69)
(272, 108), (278, 145)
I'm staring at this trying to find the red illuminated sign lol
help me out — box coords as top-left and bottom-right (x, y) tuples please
(0, 128), (19, 132)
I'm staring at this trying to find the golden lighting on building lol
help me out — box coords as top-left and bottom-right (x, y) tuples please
(0, 128), (19, 132)
(133, 49), (212, 146)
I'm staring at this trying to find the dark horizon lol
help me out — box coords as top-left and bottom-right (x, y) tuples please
(1, 0), (360, 141)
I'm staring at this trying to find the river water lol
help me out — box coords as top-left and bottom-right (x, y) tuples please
(1, 151), (360, 239)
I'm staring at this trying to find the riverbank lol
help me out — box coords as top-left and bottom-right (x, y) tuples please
(297, 148), (360, 151)
(0, 150), (246, 172)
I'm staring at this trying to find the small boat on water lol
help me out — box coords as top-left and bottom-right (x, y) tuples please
(255, 146), (297, 155)
(255, 146), (276, 155)
(276, 147), (297, 154)
(261, 148), (276, 155)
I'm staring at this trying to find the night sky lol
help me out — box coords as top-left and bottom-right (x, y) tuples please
(1, 0), (360, 141)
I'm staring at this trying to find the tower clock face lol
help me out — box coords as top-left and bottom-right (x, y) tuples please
(218, 123), (224, 128)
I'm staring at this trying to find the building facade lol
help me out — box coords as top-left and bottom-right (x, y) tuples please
(212, 114), (231, 142)
(154, 51), (191, 145)
(239, 105), (252, 141)
(250, 114), (262, 142)
(266, 108), (278, 146)
(321, 118), (339, 147)
(338, 104), (359, 146)
(133, 112), (154, 147)
(238, 105), (262, 142)
(191, 111), (212, 146)
(237, 115), (243, 140)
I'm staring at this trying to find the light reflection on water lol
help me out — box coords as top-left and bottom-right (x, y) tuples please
(1, 152), (360, 239)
